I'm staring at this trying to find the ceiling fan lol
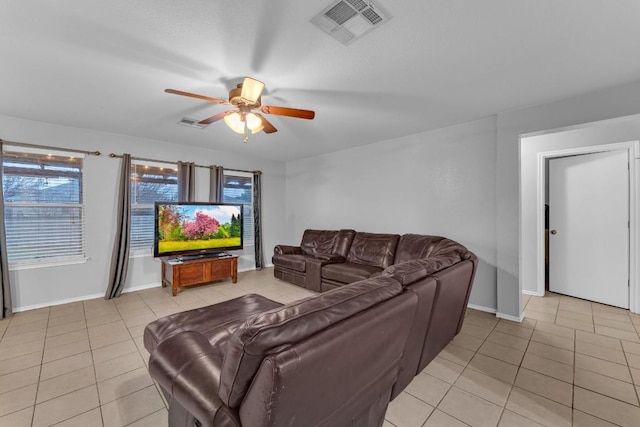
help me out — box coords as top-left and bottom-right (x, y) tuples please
(165, 77), (315, 142)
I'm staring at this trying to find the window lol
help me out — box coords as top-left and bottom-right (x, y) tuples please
(130, 162), (177, 254)
(2, 149), (85, 266)
(222, 172), (253, 245)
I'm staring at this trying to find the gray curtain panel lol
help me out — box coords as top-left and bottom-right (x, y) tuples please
(177, 161), (195, 202)
(0, 143), (12, 318)
(209, 165), (224, 202)
(253, 171), (264, 269)
(105, 154), (131, 299)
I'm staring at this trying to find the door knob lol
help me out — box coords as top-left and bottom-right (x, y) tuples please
(550, 230), (557, 235)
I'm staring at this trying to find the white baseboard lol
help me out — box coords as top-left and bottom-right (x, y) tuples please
(13, 292), (105, 313)
(13, 282), (164, 312)
(522, 289), (544, 296)
(467, 303), (525, 323)
(496, 312), (525, 323)
(467, 303), (497, 314)
(122, 282), (162, 293)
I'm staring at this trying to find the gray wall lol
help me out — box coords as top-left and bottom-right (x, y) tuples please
(285, 79), (640, 320)
(285, 117), (499, 311)
(5, 78), (640, 317)
(0, 114), (286, 311)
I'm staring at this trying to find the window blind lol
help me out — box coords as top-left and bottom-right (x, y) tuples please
(222, 172), (254, 245)
(2, 150), (85, 265)
(130, 161), (178, 253)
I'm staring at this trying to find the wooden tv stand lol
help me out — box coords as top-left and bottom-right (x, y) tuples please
(161, 255), (238, 296)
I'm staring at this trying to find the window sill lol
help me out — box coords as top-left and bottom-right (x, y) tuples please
(9, 257), (89, 271)
(129, 251), (153, 259)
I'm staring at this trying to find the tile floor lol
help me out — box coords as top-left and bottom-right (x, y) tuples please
(0, 269), (639, 426)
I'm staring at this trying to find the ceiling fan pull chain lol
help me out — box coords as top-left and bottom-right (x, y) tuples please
(244, 121), (249, 143)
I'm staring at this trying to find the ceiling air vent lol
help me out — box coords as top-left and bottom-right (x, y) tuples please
(311, 0), (390, 45)
(177, 117), (206, 129)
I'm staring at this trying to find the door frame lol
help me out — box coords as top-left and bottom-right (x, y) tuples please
(535, 141), (639, 313)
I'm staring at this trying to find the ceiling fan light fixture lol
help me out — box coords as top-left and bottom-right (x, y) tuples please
(240, 77), (265, 105)
(224, 112), (264, 135)
(224, 112), (245, 134)
(246, 113), (263, 133)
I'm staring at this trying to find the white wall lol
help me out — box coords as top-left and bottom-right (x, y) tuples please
(520, 115), (640, 313)
(497, 80), (640, 318)
(0, 115), (286, 311)
(285, 117), (498, 311)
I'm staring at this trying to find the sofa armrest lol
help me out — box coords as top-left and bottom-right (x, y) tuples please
(304, 255), (346, 292)
(149, 331), (227, 427)
(274, 245), (303, 255)
(383, 252), (463, 286)
(314, 253), (346, 263)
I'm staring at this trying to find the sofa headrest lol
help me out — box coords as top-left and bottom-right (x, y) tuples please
(218, 276), (402, 408)
(347, 232), (400, 269)
(394, 234), (468, 265)
(382, 252), (464, 286)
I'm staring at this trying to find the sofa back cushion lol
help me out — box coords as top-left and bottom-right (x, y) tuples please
(300, 229), (339, 256)
(394, 234), (468, 265)
(299, 229), (356, 257)
(346, 232), (400, 269)
(218, 276), (402, 408)
(334, 229), (356, 257)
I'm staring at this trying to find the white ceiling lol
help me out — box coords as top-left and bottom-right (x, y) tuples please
(1, 1), (640, 162)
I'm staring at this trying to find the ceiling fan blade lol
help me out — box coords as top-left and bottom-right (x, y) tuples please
(260, 105), (315, 120)
(199, 110), (234, 125)
(240, 77), (265, 104)
(255, 114), (277, 134)
(165, 89), (229, 105)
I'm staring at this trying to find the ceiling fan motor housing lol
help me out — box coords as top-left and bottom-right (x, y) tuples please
(229, 84), (261, 108)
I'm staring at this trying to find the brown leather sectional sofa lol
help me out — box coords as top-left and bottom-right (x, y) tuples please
(273, 229), (470, 292)
(143, 230), (476, 427)
(273, 229), (477, 392)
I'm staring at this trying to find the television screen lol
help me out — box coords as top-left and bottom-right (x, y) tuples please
(153, 202), (243, 258)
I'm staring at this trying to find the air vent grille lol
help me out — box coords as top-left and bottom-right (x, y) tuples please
(311, 0), (390, 45)
(346, 0), (367, 11)
(325, 1), (357, 25)
(362, 7), (382, 25)
(178, 117), (206, 129)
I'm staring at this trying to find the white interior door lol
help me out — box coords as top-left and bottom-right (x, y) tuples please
(548, 150), (629, 308)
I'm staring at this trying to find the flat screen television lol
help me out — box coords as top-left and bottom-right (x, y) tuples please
(153, 201), (243, 259)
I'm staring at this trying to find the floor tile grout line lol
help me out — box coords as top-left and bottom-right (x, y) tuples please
(84, 301), (107, 427)
(29, 307), (55, 426)
(619, 336), (640, 408)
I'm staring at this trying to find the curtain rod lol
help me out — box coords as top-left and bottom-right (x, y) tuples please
(0, 138), (101, 156)
(108, 153), (260, 175)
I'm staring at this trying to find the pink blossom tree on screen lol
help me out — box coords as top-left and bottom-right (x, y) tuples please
(182, 211), (219, 240)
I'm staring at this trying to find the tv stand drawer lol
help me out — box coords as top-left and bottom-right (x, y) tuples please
(161, 256), (238, 296)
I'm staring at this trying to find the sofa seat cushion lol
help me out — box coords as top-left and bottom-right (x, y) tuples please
(272, 253), (308, 272)
(322, 262), (383, 284)
(218, 276), (403, 408)
(144, 294), (282, 354)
